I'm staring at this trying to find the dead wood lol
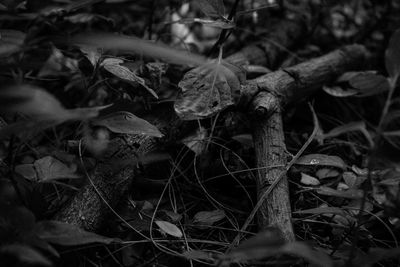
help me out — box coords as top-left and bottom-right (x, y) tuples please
(247, 44), (369, 241)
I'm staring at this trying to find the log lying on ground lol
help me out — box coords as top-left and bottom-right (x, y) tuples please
(246, 44), (369, 241)
(53, 16), (308, 232)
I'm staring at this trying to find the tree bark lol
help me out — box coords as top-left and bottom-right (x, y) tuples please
(252, 97), (295, 241)
(246, 44), (368, 241)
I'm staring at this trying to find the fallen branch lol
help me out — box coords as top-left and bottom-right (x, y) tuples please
(234, 44), (369, 243)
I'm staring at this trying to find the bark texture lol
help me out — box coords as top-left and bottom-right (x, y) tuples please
(252, 98), (295, 241)
(249, 45), (369, 110)
(247, 45), (369, 241)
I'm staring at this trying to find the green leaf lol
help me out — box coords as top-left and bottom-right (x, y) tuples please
(194, 0), (225, 19)
(343, 171), (366, 188)
(315, 168), (340, 179)
(300, 173), (320, 185)
(78, 44), (102, 66)
(101, 57), (158, 98)
(323, 71), (390, 98)
(385, 29), (400, 82)
(174, 60), (245, 120)
(322, 85), (358, 97)
(155, 221), (183, 238)
(35, 221), (120, 246)
(92, 111), (163, 137)
(181, 126), (208, 155)
(295, 154), (347, 170)
(349, 73), (390, 96)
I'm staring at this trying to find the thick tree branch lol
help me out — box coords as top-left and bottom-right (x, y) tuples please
(241, 44), (369, 242)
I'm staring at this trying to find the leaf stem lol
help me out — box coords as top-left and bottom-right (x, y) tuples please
(207, 0), (241, 56)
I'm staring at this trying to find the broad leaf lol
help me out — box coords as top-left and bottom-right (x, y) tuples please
(174, 60), (245, 120)
(155, 220), (183, 238)
(181, 126), (208, 155)
(349, 73), (390, 96)
(35, 220), (119, 246)
(323, 71), (389, 98)
(34, 156), (79, 181)
(194, 0), (225, 19)
(323, 85), (358, 97)
(92, 111), (163, 137)
(101, 57), (158, 98)
(193, 209), (226, 225)
(295, 154), (347, 170)
(343, 171), (366, 188)
(300, 173), (320, 185)
(345, 199), (373, 215)
(316, 168), (340, 179)
(78, 44), (102, 66)
(163, 210), (182, 222)
(15, 164), (37, 181)
(385, 29), (400, 82)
